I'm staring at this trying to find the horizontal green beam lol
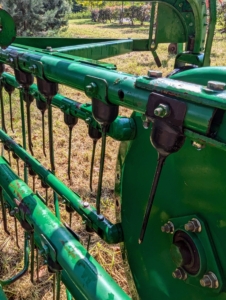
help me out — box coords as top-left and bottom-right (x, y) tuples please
(0, 129), (123, 244)
(1, 46), (219, 135)
(2, 72), (136, 142)
(0, 157), (130, 300)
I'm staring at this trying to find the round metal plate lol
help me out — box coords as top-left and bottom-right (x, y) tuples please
(0, 9), (16, 49)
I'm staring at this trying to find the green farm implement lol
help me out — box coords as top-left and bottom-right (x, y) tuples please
(0, 1), (226, 299)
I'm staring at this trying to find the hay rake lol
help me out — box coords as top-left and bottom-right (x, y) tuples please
(1, 1), (226, 299)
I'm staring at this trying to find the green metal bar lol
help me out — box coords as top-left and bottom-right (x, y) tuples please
(2, 72), (136, 142)
(0, 158), (130, 300)
(0, 130), (123, 244)
(0, 46), (218, 134)
(0, 285), (7, 300)
(54, 40), (133, 60)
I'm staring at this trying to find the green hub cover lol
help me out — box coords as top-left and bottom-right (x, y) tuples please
(0, 9), (16, 48)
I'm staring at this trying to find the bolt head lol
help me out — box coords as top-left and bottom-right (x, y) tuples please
(200, 272), (219, 289)
(207, 81), (226, 91)
(161, 221), (174, 234)
(46, 46), (52, 51)
(184, 218), (201, 233)
(172, 268), (187, 280)
(154, 103), (170, 118)
(147, 70), (162, 78)
(143, 120), (150, 129)
(83, 201), (89, 208)
(192, 141), (205, 150)
(85, 82), (97, 96)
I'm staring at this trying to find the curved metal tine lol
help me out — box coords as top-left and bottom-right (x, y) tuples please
(87, 235), (91, 252)
(90, 140), (97, 192)
(68, 127), (72, 182)
(138, 154), (166, 244)
(30, 233), (35, 283)
(24, 91), (34, 156)
(96, 125), (107, 215)
(14, 217), (20, 248)
(0, 80), (7, 133)
(56, 271), (61, 300)
(0, 188), (10, 235)
(42, 111), (46, 157)
(9, 92), (14, 132)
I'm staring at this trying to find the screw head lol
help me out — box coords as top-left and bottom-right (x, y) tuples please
(207, 81), (226, 91)
(147, 70), (162, 78)
(46, 46), (53, 51)
(85, 82), (97, 96)
(154, 103), (170, 118)
(200, 272), (219, 289)
(172, 267), (187, 280)
(161, 221), (174, 234)
(192, 141), (205, 150)
(143, 120), (150, 129)
(184, 218), (201, 233)
(83, 201), (89, 208)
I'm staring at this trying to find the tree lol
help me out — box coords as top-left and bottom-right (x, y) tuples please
(76, 0), (105, 9)
(2, 0), (71, 36)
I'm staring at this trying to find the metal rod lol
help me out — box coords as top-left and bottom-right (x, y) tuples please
(36, 247), (39, 282)
(24, 90), (34, 156)
(8, 93), (14, 132)
(19, 89), (28, 183)
(69, 213), (72, 228)
(0, 187), (10, 235)
(14, 217), (19, 248)
(53, 273), (56, 300)
(90, 140), (97, 192)
(139, 154), (166, 244)
(56, 271), (61, 300)
(96, 125), (107, 215)
(48, 102), (55, 172)
(30, 233), (35, 283)
(32, 176), (35, 192)
(68, 127), (72, 181)
(0, 79), (7, 133)
(87, 235), (91, 252)
(42, 111), (46, 157)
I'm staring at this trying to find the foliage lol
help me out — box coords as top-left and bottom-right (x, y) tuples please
(2, 0), (71, 36)
(76, 0), (106, 9)
(91, 4), (151, 25)
(68, 11), (91, 20)
(71, 0), (86, 12)
(217, 2), (226, 33)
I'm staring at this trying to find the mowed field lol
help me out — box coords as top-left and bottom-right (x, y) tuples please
(0, 18), (226, 299)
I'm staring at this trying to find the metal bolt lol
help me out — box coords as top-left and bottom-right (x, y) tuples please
(147, 70), (162, 78)
(161, 221), (174, 234)
(83, 201), (89, 208)
(46, 46), (53, 52)
(29, 65), (37, 73)
(9, 207), (19, 217)
(154, 103), (170, 118)
(85, 82), (97, 95)
(85, 117), (92, 124)
(200, 272), (219, 289)
(192, 141), (205, 150)
(98, 214), (104, 221)
(172, 267), (187, 280)
(6, 57), (13, 64)
(184, 218), (201, 233)
(207, 81), (226, 91)
(143, 120), (150, 129)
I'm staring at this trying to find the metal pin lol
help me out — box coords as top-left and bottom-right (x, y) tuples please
(36, 98), (47, 156)
(96, 125), (107, 214)
(36, 247), (39, 282)
(0, 79), (7, 132)
(24, 90), (34, 156)
(14, 217), (20, 248)
(0, 188), (10, 235)
(29, 168), (36, 192)
(30, 233), (35, 283)
(88, 125), (101, 192)
(139, 154), (166, 244)
(64, 114), (78, 182)
(56, 271), (61, 300)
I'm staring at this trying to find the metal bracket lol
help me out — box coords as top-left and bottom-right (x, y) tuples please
(146, 92), (187, 127)
(84, 75), (108, 104)
(40, 234), (57, 262)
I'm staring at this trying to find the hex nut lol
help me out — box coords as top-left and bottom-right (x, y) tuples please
(147, 70), (162, 78)
(172, 268), (187, 280)
(184, 218), (201, 233)
(161, 221), (174, 234)
(200, 272), (219, 289)
(154, 104), (170, 118)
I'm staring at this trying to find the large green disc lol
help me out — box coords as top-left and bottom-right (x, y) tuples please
(0, 9), (16, 48)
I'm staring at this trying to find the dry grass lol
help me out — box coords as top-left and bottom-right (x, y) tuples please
(0, 19), (225, 299)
